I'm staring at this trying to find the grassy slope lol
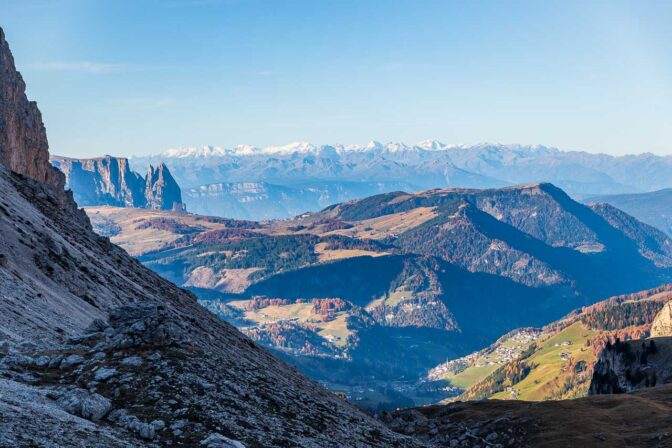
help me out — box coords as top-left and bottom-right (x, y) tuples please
(491, 321), (597, 400)
(231, 300), (353, 347)
(445, 364), (499, 389)
(441, 287), (672, 402)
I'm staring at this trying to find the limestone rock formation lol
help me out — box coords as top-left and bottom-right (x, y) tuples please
(145, 162), (184, 211)
(51, 155), (185, 211)
(51, 155), (146, 207)
(652, 301), (672, 337)
(0, 28), (65, 200)
(589, 337), (672, 395)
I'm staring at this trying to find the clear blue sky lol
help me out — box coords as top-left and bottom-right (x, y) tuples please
(2, 0), (671, 157)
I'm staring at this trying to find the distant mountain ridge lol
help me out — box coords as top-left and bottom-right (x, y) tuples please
(132, 141), (672, 195)
(126, 141), (672, 221)
(51, 155), (185, 211)
(586, 189), (672, 237)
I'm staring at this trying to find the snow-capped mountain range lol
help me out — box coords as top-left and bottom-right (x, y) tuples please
(129, 141), (672, 220)
(149, 140), (558, 158)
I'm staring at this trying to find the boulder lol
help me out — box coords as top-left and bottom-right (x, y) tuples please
(120, 356), (143, 367)
(94, 367), (117, 381)
(105, 303), (186, 349)
(57, 388), (112, 422)
(200, 433), (246, 448)
(59, 354), (85, 369)
(107, 408), (156, 440)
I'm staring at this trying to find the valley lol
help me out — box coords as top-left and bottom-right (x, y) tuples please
(4, 4), (672, 446)
(84, 182), (672, 409)
(587, 189), (672, 236)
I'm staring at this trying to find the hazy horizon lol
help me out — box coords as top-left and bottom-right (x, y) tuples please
(3, 0), (671, 158)
(50, 140), (672, 161)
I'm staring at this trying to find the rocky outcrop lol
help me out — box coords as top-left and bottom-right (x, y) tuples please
(651, 301), (672, 337)
(51, 155), (146, 207)
(51, 155), (185, 211)
(0, 299), (421, 446)
(145, 163), (184, 211)
(0, 27), (65, 201)
(589, 337), (672, 395)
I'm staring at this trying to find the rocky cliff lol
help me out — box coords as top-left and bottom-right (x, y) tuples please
(0, 26), (417, 447)
(589, 337), (672, 395)
(0, 28), (65, 200)
(51, 155), (146, 207)
(651, 301), (672, 337)
(51, 155), (184, 211)
(145, 163), (183, 211)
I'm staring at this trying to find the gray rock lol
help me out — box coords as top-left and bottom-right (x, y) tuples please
(170, 419), (188, 430)
(68, 332), (105, 346)
(0, 353), (35, 369)
(120, 356), (143, 367)
(35, 355), (51, 367)
(57, 388), (111, 422)
(119, 373), (135, 383)
(94, 367), (117, 381)
(19, 341), (37, 351)
(105, 303), (186, 350)
(60, 354), (84, 369)
(136, 422), (155, 440)
(107, 408), (156, 440)
(86, 318), (109, 333)
(47, 355), (64, 368)
(200, 433), (246, 448)
(130, 321), (147, 333)
(92, 352), (106, 361)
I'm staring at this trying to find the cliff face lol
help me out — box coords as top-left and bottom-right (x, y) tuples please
(51, 155), (146, 207)
(0, 28), (65, 199)
(145, 163), (183, 211)
(52, 155), (184, 211)
(651, 301), (672, 337)
(589, 337), (672, 395)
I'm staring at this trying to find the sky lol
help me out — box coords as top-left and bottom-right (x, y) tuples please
(2, 0), (672, 158)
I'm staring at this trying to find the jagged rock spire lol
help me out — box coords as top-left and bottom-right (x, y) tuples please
(145, 162), (184, 211)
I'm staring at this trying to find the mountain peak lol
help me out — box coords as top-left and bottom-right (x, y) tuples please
(145, 162), (184, 211)
(365, 140), (384, 150)
(51, 154), (185, 210)
(415, 139), (446, 150)
(0, 26), (66, 200)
